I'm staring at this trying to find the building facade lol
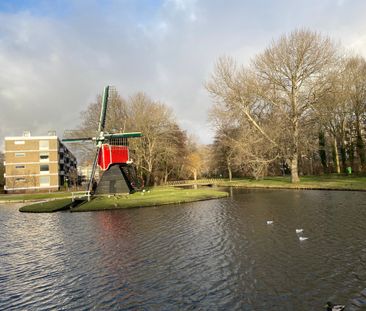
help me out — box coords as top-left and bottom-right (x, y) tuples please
(3, 132), (77, 193)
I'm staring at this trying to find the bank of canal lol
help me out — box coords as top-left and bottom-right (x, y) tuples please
(18, 187), (229, 213)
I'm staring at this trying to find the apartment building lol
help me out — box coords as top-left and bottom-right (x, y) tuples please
(4, 131), (77, 193)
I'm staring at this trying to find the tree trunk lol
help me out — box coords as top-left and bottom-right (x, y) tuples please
(228, 167), (232, 181)
(356, 115), (366, 171)
(291, 155), (300, 183)
(193, 169), (197, 181)
(227, 158), (232, 181)
(146, 173), (151, 186)
(333, 136), (341, 174)
(290, 87), (300, 183)
(318, 131), (327, 174)
(290, 123), (300, 182)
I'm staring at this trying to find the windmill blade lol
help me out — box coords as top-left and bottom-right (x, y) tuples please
(98, 85), (110, 133)
(62, 137), (94, 143)
(105, 132), (143, 139)
(87, 146), (101, 193)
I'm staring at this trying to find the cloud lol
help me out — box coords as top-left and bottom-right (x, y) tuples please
(1, 0), (366, 151)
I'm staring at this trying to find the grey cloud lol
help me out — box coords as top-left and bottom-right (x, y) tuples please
(1, 0), (366, 150)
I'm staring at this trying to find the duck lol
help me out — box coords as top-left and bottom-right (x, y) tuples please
(325, 301), (345, 311)
(266, 220), (273, 225)
(299, 236), (308, 241)
(295, 229), (303, 233)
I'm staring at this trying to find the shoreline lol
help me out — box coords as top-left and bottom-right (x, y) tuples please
(2, 175), (366, 212)
(3, 184), (365, 207)
(17, 187), (229, 213)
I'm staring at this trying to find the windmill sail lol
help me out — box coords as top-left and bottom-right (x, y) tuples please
(62, 85), (143, 195)
(98, 86), (109, 133)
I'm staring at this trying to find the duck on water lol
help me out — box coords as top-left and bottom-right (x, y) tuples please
(325, 301), (345, 311)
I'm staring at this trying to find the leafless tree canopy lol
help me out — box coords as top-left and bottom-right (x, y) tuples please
(207, 29), (366, 181)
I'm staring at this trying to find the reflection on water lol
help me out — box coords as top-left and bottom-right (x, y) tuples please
(1, 189), (366, 310)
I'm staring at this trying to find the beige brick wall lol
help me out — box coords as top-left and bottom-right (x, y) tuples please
(4, 137), (62, 191)
(5, 138), (58, 151)
(6, 175), (59, 189)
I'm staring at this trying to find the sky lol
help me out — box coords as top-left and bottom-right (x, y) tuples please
(1, 0), (366, 150)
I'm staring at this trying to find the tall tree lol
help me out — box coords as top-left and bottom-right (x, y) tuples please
(207, 29), (339, 182)
(252, 29), (338, 182)
(127, 93), (183, 185)
(344, 56), (366, 171)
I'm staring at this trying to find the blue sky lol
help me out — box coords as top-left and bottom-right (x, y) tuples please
(0, 0), (366, 149)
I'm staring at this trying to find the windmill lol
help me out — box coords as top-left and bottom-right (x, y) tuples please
(62, 86), (143, 194)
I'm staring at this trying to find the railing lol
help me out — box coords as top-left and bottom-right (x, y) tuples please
(71, 191), (92, 202)
(164, 179), (222, 186)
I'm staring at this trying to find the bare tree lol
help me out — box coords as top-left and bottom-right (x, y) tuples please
(207, 57), (283, 179)
(127, 93), (182, 185)
(313, 63), (350, 173)
(344, 56), (366, 171)
(252, 29), (338, 182)
(207, 29), (339, 182)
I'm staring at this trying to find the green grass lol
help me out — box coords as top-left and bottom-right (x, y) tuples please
(0, 192), (71, 202)
(213, 175), (366, 190)
(72, 187), (229, 212)
(19, 198), (73, 213)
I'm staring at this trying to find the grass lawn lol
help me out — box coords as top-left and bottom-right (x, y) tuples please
(214, 175), (366, 190)
(72, 187), (229, 212)
(19, 198), (73, 213)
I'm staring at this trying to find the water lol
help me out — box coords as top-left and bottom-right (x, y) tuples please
(1, 189), (366, 310)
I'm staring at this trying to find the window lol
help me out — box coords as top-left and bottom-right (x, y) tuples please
(39, 140), (49, 150)
(40, 164), (49, 174)
(40, 152), (49, 162)
(14, 140), (25, 145)
(15, 153), (25, 157)
(15, 165), (25, 169)
(40, 176), (50, 186)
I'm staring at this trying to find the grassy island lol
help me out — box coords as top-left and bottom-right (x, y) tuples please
(19, 198), (73, 213)
(18, 187), (229, 213)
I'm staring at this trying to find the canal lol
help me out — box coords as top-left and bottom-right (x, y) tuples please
(1, 189), (366, 310)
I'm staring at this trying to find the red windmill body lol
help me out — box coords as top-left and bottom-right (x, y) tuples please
(97, 144), (129, 171)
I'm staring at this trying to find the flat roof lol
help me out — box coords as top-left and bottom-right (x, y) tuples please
(5, 136), (59, 140)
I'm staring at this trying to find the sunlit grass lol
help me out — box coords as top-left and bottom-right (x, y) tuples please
(214, 175), (366, 190)
(72, 187), (229, 212)
(17, 187), (229, 213)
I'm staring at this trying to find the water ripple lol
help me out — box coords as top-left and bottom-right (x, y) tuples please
(1, 190), (366, 310)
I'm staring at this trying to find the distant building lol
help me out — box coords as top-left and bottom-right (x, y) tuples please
(3, 131), (77, 193)
(77, 164), (99, 184)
